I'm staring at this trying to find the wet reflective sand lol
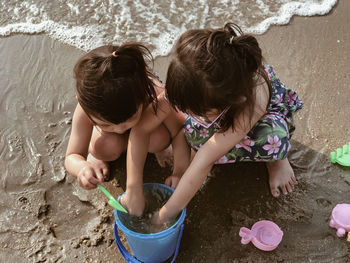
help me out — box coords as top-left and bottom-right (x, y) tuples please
(0, 1), (349, 262)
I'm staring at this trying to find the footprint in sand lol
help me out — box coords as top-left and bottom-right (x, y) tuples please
(316, 197), (332, 208)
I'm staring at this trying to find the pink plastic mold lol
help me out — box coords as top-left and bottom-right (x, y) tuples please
(329, 203), (350, 237)
(239, 220), (283, 251)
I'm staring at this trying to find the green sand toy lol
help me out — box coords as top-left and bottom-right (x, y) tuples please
(97, 184), (128, 213)
(330, 142), (350, 166)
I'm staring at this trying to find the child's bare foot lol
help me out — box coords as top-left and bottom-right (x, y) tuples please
(87, 154), (110, 180)
(266, 158), (297, 197)
(154, 145), (173, 168)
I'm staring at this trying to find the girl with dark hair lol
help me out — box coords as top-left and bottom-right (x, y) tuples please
(65, 43), (190, 196)
(124, 23), (303, 221)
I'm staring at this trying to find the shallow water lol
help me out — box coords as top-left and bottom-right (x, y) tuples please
(0, 0), (337, 56)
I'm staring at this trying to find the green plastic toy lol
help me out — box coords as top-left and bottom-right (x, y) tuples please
(97, 184), (128, 213)
(330, 142), (350, 166)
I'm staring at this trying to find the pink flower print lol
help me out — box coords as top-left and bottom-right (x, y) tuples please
(263, 135), (281, 155)
(275, 94), (283, 104)
(185, 124), (193, 134)
(286, 91), (297, 105)
(199, 129), (209, 138)
(216, 155), (229, 164)
(261, 117), (275, 128)
(236, 137), (255, 152)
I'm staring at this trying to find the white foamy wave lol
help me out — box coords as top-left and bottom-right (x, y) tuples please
(249, 0), (339, 34)
(0, 0), (338, 57)
(0, 21), (105, 51)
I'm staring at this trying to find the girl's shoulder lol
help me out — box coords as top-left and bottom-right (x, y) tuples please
(74, 103), (92, 123)
(148, 70), (165, 95)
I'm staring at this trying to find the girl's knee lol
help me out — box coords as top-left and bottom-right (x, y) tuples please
(227, 133), (291, 162)
(249, 116), (292, 160)
(149, 124), (171, 153)
(90, 134), (127, 161)
(261, 135), (290, 161)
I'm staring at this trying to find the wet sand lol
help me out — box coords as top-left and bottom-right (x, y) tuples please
(1, 0), (349, 262)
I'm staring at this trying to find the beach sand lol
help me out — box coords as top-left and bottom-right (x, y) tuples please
(0, 0), (349, 262)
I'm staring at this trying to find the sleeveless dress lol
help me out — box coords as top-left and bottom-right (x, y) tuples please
(184, 65), (303, 164)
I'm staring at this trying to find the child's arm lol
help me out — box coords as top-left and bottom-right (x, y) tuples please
(157, 85), (269, 222)
(160, 102), (190, 188)
(123, 93), (190, 216)
(157, 125), (248, 221)
(65, 104), (105, 189)
(165, 128), (190, 188)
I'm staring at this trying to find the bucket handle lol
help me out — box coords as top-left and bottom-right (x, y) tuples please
(114, 223), (184, 263)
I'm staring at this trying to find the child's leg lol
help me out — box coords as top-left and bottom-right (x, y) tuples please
(236, 114), (296, 197)
(203, 113), (297, 198)
(266, 158), (296, 197)
(87, 128), (128, 180)
(89, 127), (128, 162)
(90, 124), (171, 168)
(148, 123), (172, 167)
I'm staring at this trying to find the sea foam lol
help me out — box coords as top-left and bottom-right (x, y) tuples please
(0, 0), (337, 57)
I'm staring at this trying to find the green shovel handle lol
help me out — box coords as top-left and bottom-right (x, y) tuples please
(97, 184), (128, 213)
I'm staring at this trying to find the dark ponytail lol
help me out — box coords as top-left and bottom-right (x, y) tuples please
(166, 23), (271, 132)
(74, 43), (157, 124)
(223, 23), (262, 73)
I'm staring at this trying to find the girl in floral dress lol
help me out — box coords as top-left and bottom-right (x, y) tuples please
(151, 22), (303, 223)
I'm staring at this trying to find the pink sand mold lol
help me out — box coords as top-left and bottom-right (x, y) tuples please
(329, 203), (350, 238)
(239, 220), (283, 251)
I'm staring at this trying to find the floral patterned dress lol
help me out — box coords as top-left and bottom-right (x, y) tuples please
(184, 65), (303, 164)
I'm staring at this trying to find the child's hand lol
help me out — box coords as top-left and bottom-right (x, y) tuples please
(151, 207), (173, 227)
(164, 173), (182, 189)
(77, 162), (105, 190)
(121, 189), (145, 217)
(150, 211), (163, 226)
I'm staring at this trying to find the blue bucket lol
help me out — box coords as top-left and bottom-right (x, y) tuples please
(114, 183), (186, 263)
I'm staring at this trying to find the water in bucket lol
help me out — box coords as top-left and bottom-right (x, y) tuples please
(114, 183), (186, 263)
(118, 184), (179, 234)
